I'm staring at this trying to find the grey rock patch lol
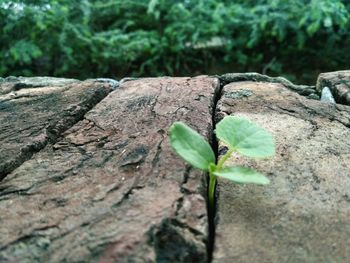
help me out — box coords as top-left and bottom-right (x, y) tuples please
(220, 72), (317, 97)
(0, 76), (80, 95)
(320, 86), (335, 103)
(307, 93), (320, 100)
(94, 78), (119, 90)
(120, 77), (139, 84)
(317, 71), (350, 106)
(224, 89), (253, 99)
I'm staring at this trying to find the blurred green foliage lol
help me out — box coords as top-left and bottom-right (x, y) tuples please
(1, 0), (349, 83)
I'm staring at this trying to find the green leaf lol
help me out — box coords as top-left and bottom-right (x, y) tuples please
(214, 166), (270, 185)
(215, 116), (275, 158)
(169, 122), (215, 171)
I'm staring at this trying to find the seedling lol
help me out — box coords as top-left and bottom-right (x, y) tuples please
(169, 116), (275, 209)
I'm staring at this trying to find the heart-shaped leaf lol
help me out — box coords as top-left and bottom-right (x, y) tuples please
(214, 166), (270, 185)
(169, 122), (215, 171)
(215, 116), (275, 158)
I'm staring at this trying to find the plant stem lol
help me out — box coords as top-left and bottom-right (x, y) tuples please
(208, 148), (234, 210)
(208, 170), (216, 209)
(217, 148), (234, 170)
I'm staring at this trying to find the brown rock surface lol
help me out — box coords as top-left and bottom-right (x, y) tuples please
(213, 81), (350, 263)
(0, 76), (219, 262)
(317, 70), (350, 106)
(0, 78), (114, 180)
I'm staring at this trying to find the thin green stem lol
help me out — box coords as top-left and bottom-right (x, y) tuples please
(216, 148), (234, 170)
(208, 148), (234, 210)
(208, 170), (216, 209)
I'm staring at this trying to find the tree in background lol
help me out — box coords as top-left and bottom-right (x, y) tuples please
(0, 0), (349, 83)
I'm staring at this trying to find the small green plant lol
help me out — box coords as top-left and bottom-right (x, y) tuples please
(169, 116), (275, 208)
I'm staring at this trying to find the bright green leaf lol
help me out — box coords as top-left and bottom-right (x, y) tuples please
(214, 166), (270, 185)
(215, 116), (275, 158)
(169, 122), (215, 171)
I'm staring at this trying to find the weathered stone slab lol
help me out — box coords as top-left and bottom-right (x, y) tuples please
(0, 76), (219, 262)
(317, 70), (350, 106)
(0, 78), (114, 180)
(213, 81), (350, 262)
(0, 76), (80, 95)
(220, 72), (319, 99)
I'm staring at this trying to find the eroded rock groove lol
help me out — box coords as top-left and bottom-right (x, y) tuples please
(0, 78), (115, 180)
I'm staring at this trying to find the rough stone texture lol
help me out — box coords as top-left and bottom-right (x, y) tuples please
(0, 76), (80, 95)
(213, 81), (350, 263)
(317, 70), (350, 106)
(0, 78), (114, 180)
(0, 76), (219, 262)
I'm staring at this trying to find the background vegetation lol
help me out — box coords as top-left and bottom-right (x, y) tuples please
(1, 0), (349, 84)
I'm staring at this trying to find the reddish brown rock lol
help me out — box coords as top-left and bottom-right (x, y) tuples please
(213, 81), (350, 263)
(0, 78), (114, 180)
(317, 70), (350, 105)
(0, 76), (219, 262)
